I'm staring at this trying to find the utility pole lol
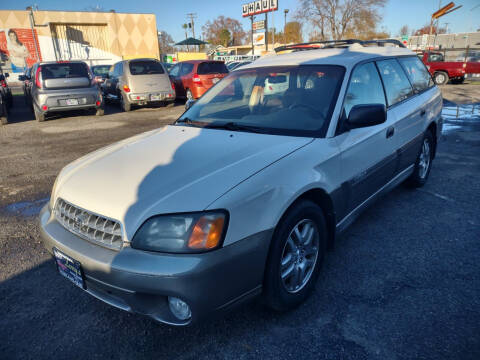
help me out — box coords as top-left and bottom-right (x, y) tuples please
(186, 13), (197, 39)
(284, 9), (289, 46)
(265, 12), (268, 52)
(251, 16), (254, 55)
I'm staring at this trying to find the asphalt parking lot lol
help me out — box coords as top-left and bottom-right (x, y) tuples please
(1, 85), (479, 359)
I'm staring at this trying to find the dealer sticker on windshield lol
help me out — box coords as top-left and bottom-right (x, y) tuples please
(53, 248), (85, 289)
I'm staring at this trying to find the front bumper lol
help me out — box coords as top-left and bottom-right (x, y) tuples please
(39, 204), (271, 325)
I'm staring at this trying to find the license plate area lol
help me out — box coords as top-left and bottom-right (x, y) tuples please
(53, 247), (85, 289)
(150, 94), (162, 101)
(65, 98), (79, 105)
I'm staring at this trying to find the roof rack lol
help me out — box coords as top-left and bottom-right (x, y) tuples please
(274, 39), (406, 53)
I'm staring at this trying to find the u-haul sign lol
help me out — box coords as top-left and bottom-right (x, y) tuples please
(242, 0), (278, 17)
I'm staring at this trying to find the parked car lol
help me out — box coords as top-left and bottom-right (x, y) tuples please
(40, 40), (442, 326)
(162, 62), (175, 73)
(20, 66), (32, 106)
(0, 86), (7, 125)
(91, 64), (111, 85)
(418, 51), (466, 85)
(20, 61), (104, 122)
(103, 58), (175, 111)
(0, 66), (13, 110)
(169, 60), (228, 100)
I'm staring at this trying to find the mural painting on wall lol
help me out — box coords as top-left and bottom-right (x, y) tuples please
(0, 28), (42, 72)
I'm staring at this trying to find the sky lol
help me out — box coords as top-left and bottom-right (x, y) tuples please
(2, 0), (480, 42)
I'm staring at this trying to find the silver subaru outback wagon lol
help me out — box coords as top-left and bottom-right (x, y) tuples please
(40, 39), (442, 325)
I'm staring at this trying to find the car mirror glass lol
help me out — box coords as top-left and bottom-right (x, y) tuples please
(347, 104), (386, 129)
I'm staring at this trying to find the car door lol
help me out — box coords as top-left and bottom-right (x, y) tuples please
(169, 64), (184, 97)
(179, 62), (195, 96)
(335, 61), (398, 216)
(394, 56), (437, 172)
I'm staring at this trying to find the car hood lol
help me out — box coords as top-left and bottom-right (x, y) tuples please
(54, 125), (312, 240)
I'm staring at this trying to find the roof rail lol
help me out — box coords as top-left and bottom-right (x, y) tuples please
(274, 39), (406, 53)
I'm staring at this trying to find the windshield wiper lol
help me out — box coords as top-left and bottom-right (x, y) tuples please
(204, 122), (266, 134)
(175, 117), (208, 127)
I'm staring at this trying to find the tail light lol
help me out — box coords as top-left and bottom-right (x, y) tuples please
(0, 80), (5, 88)
(35, 66), (42, 89)
(42, 105), (48, 111)
(95, 100), (101, 106)
(171, 81), (175, 91)
(192, 74), (201, 83)
(123, 85), (131, 93)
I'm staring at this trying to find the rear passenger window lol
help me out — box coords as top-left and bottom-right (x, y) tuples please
(398, 57), (433, 92)
(180, 63), (194, 76)
(197, 62), (228, 75)
(376, 59), (413, 106)
(343, 62), (385, 117)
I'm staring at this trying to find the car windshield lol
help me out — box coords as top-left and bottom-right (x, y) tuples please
(129, 60), (165, 75)
(41, 63), (89, 79)
(197, 62), (228, 74)
(92, 65), (110, 76)
(177, 65), (345, 137)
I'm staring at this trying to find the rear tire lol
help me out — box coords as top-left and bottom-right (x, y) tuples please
(0, 103), (7, 125)
(263, 200), (327, 311)
(120, 92), (131, 112)
(34, 105), (45, 122)
(433, 71), (449, 85)
(405, 130), (434, 188)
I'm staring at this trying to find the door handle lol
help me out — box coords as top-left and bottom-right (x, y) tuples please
(386, 126), (395, 138)
(420, 109), (426, 116)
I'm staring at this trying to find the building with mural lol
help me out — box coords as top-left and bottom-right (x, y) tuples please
(0, 9), (160, 81)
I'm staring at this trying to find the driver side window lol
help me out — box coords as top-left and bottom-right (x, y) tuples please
(343, 62), (386, 117)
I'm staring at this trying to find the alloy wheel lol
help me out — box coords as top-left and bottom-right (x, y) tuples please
(280, 219), (320, 293)
(418, 138), (431, 179)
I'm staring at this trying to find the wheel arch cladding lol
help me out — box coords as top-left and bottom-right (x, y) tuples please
(274, 189), (336, 252)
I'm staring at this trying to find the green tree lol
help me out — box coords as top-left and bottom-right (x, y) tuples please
(202, 16), (246, 46)
(219, 29), (231, 47)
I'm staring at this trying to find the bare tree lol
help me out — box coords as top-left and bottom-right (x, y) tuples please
(202, 16), (246, 46)
(158, 31), (175, 54)
(399, 25), (410, 37)
(297, 0), (387, 41)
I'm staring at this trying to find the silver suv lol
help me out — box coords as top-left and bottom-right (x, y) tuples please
(103, 58), (175, 111)
(25, 61), (104, 122)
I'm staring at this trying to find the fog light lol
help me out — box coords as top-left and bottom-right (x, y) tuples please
(168, 296), (191, 321)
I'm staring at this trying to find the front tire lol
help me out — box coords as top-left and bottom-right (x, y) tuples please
(264, 200), (327, 311)
(433, 71), (449, 85)
(406, 130), (434, 188)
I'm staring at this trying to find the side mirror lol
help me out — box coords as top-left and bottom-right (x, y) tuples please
(4, 73), (9, 78)
(347, 104), (386, 129)
(185, 99), (196, 111)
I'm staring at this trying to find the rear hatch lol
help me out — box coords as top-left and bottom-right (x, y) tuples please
(40, 62), (91, 89)
(196, 61), (228, 87)
(127, 60), (171, 93)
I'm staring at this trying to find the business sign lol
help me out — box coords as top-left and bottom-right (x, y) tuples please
(242, 0), (278, 17)
(253, 20), (265, 31)
(253, 32), (265, 46)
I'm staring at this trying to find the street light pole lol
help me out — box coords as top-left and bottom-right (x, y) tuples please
(284, 9), (289, 46)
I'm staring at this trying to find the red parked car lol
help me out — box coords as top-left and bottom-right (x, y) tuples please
(169, 60), (228, 100)
(418, 51), (466, 85)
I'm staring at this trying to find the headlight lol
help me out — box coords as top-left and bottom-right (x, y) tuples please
(131, 211), (228, 253)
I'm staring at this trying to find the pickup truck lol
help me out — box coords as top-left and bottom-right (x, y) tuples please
(418, 52), (466, 85)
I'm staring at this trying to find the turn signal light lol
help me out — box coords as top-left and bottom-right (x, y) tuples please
(123, 85), (131, 92)
(188, 215), (225, 250)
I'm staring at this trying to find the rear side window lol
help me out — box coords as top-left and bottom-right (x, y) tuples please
(398, 57), (434, 92)
(376, 59), (413, 106)
(427, 53), (444, 62)
(41, 63), (89, 79)
(180, 63), (194, 76)
(343, 62), (385, 117)
(197, 62), (228, 75)
(129, 60), (165, 75)
(92, 65), (110, 76)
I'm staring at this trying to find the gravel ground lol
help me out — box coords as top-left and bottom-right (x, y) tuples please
(0, 86), (479, 360)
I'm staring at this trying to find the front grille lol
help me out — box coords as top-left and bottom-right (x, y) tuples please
(55, 198), (123, 250)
